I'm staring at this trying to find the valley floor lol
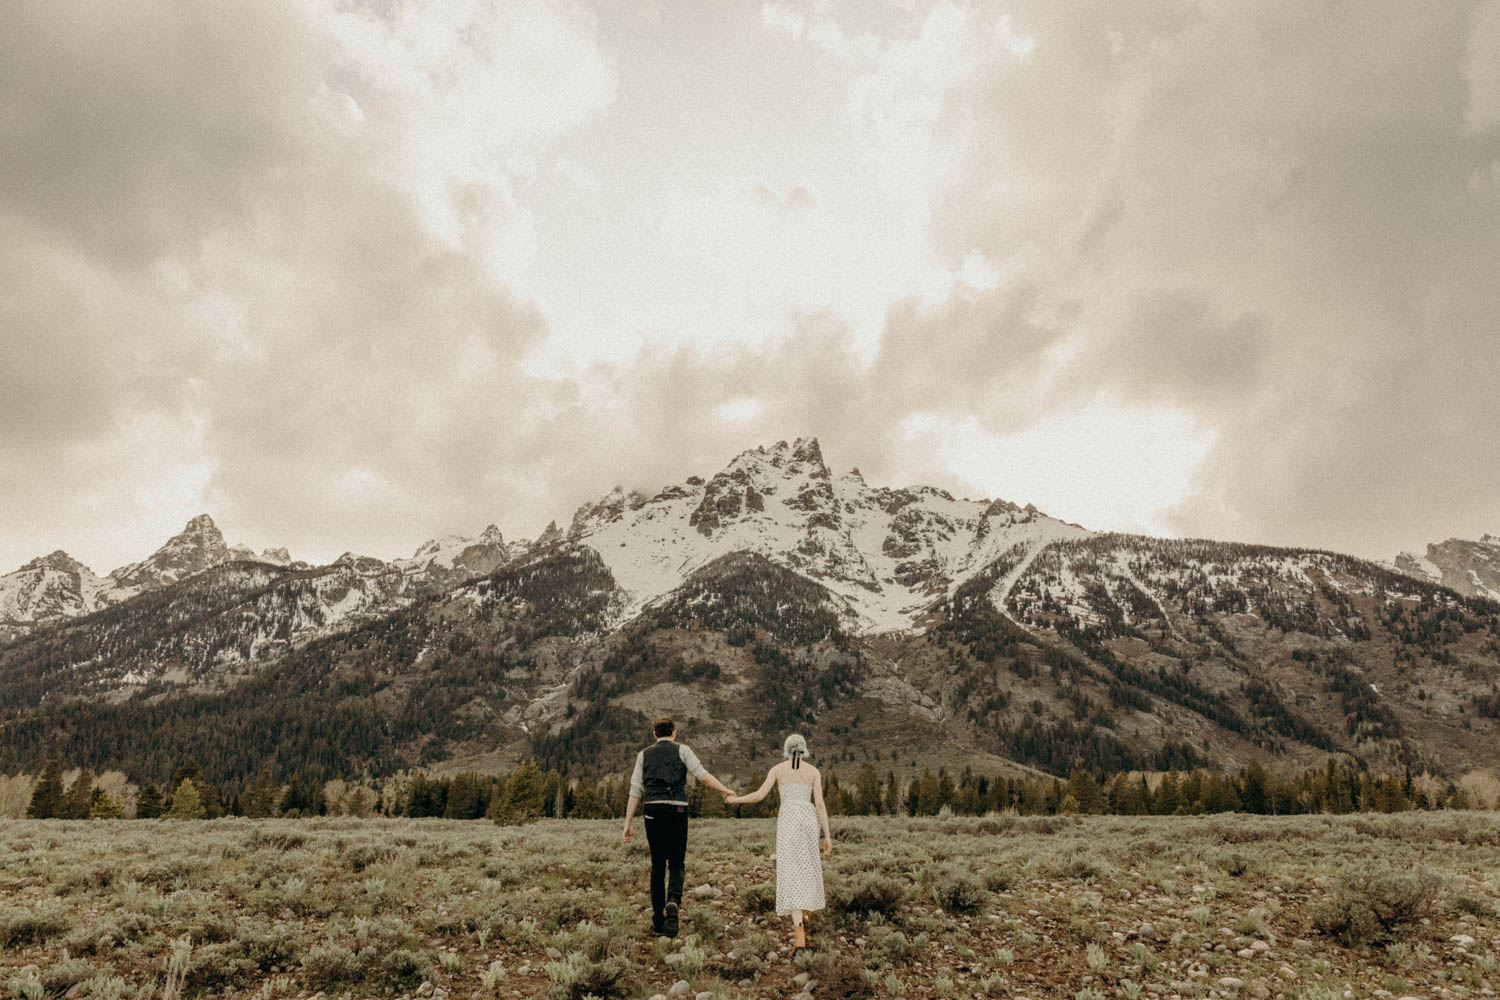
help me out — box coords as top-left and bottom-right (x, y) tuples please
(3, 813), (1498, 1000)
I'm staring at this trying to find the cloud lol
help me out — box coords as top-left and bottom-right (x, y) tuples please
(2, 0), (1497, 575)
(0, 0), (612, 570)
(1466, 0), (1500, 134)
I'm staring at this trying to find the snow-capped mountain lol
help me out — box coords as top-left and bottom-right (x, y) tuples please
(0, 514), (532, 642)
(392, 524), (528, 591)
(564, 436), (1090, 632)
(0, 551), (113, 641)
(108, 515), (282, 593)
(1393, 535), (1500, 601)
(4, 435), (1500, 785)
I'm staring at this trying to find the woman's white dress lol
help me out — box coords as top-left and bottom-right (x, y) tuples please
(774, 781), (825, 915)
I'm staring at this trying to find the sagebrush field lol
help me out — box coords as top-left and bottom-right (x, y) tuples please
(3, 813), (1498, 1000)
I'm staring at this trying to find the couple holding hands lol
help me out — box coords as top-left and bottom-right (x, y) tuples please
(622, 718), (832, 949)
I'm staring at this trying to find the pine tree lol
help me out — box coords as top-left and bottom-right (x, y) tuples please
(853, 763), (882, 816)
(26, 760), (65, 819)
(64, 768), (96, 819)
(136, 783), (165, 819)
(491, 760), (546, 824)
(242, 769), (279, 818)
(89, 789), (125, 819)
(164, 779), (205, 819)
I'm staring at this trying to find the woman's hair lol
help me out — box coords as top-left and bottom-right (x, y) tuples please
(783, 733), (808, 768)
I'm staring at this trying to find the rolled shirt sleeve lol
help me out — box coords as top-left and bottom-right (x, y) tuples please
(678, 744), (708, 780)
(629, 750), (645, 799)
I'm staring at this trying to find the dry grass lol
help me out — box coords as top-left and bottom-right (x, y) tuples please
(2, 813), (1498, 999)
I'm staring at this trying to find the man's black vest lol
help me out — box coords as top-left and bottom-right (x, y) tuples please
(642, 741), (688, 802)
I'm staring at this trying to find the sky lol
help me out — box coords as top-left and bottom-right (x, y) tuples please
(1, 0), (1497, 573)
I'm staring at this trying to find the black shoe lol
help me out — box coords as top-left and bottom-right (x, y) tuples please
(662, 901), (679, 938)
(651, 918), (664, 937)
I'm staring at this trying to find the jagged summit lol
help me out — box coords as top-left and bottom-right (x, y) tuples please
(565, 436), (1083, 633)
(108, 514), (234, 592)
(22, 550), (95, 576)
(393, 524), (520, 585)
(1394, 535), (1500, 601)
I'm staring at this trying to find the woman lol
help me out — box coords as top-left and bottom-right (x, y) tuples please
(724, 734), (832, 949)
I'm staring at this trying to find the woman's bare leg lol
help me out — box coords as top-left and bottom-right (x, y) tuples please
(792, 910), (806, 949)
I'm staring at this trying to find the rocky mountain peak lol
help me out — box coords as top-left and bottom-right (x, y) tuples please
(22, 550), (94, 576)
(108, 514), (232, 591)
(1393, 535), (1500, 601)
(570, 486), (650, 535)
(726, 436), (830, 481)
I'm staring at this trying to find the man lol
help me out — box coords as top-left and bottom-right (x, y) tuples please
(622, 717), (733, 937)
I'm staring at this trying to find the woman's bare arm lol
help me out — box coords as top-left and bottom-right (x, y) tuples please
(727, 765), (779, 804)
(810, 766), (833, 853)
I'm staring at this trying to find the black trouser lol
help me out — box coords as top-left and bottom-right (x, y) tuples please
(643, 802), (688, 923)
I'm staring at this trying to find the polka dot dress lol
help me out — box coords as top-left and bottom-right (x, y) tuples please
(774, 781), (825, 916)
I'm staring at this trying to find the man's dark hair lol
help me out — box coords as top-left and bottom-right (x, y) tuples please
(653, 717), (676, 739)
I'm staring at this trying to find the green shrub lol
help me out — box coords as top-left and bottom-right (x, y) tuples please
(875, 930), (922, 964)
(381, 948), (435, 989)
(1452, 893), (1496, 918)
(232, 919), (303, 971)
(40, 958), (93, 996)
(740, 882), (776, 914)
(62, 912), (154, 956)
(184, 944), (254, 991)
(0, 905), (69, 947)
(928, 866), (987, 913)
(545, 891), (591, 931)
(345, 843), (397, 872)
(544, 951), (631, 1000)
(721, 931), (772, 978)
(248, 830), (308, 852)
(981, 868), (1014, 892)
(830, 872), (906, 920)
(807, 948), (877, 999)
(6, 970), (42, 1000)
(300, 942), (360, 988)
(1312, 865), (1441, 946)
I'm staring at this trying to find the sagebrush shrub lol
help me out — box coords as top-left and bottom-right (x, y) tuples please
(1312, 864), (1440, 946)
(981, 868), (1014, 892)
(0, 904), (69, 947)
(299, 942), (360, 988)
(928, 866), (986, 913)
(184, 944), (254, 991)
(545, 890), (591, 931)
(722, 931), (772, 977)
(808, 948), (877, 999)
(545, 951), (631, 1000)
(740, 882), (776, 914)
(39, 957), (92, 996)
(830, 872), (906, 920)
(380, 948), (435, 989)
(875, 930), (921, 964)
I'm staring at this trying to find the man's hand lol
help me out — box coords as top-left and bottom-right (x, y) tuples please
(623, 823), (633, 844)
(722, 791), (736, 804)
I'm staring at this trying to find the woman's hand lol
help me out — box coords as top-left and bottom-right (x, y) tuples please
(722, 791), (738, 804)
(822, 836), (833, 856)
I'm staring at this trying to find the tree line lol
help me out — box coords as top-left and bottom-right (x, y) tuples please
(18, 754), (1487, 821)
